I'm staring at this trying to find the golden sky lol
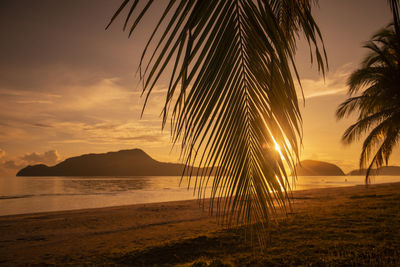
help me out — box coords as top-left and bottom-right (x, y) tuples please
(0, 0), (398, 175)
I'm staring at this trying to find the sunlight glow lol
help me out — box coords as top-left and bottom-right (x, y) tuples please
(273, 140), (285, 161)
(274, 175), (286, 192)
(264, 123), (287, 162)
(274, 142), (281, 153)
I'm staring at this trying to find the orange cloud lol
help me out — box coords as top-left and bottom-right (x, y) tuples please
(20, 150), (60, 165)
(297, 63), (354, 99)
(0, 149), (62, 176)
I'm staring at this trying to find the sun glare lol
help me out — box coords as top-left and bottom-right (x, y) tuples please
(275, 175), (285, 192)
(274, 142), (281, 153)
(273, 140), (285, 161)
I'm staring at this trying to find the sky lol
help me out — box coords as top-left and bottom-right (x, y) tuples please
(0, 0), (398, 175)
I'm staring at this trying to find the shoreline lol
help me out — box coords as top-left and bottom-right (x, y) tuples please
(2, 177), (400, 218)
(1, 183), (400, 265)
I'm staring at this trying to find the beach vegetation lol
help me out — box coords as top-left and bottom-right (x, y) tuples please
(336, 0), (400, 183)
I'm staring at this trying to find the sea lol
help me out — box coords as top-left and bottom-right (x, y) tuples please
(1, 175), (400, 216)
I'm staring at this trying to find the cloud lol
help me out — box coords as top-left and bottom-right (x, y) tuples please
(0, 149), (62, 176)
(116, 135), (165, 142)
(2, 160), (24, 170)
(16, 100), (54, 104)
(0, 74), (171, 154)
(44, 119), (169, 146)
(20, 150), (60, 165)
(0, 160), (25, 176)
(0, 149), (26, 176)
(297, 63), (354, 99)
(32, 123), (53, 128)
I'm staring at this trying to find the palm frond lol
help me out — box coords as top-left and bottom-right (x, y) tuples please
(340, 108), (393, 144)
(108, 0), (326, 246)
(336, 95), (368, 119)
(389, 0), (400, 36)
(359, 116), (398, 167)
(364, 124), (400, 180)
(337, 16), (400, 182)
(347, 68), (386, 95)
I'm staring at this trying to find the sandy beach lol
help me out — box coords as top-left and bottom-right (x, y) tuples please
(1, 183), (400, 266)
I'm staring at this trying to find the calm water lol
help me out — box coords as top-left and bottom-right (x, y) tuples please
(1, 175), (400, 216)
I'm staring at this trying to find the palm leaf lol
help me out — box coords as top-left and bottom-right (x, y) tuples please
(108, 0), (326, 245)
(337, 6), (400, 183)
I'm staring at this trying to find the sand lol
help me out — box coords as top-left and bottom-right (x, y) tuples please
(1, 183), (400, 266)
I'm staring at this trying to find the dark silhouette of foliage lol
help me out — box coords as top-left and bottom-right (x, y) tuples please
(107, 0), (326, 245)
(337, 1), (400, 182)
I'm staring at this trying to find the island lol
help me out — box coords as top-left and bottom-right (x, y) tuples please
(16, 149), (213, 177)
(293, 160), (345, 176)
(347, 166), (400, 176)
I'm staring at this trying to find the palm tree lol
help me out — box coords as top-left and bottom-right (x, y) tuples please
(337, 1), (400, 182)
(107, 0), (326, 245)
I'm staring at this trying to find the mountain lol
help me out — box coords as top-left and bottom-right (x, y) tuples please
(16, 149), (213, 177)
(347, 166), (400, 176)
(293, 160), (345, 176)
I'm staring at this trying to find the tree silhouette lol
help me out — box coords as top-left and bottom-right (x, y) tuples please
(337, 1), (400, 182)
(107, 0), (326, 245)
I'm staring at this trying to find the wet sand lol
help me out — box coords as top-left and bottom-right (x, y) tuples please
(1, 183), (400, 266)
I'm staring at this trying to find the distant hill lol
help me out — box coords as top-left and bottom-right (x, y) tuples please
(294, 160), (345, 176)
(16, 149), (213, 177)
(347, 166), (400, 176)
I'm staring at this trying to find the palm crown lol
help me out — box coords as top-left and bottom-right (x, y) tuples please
(337, 23), (400, 181)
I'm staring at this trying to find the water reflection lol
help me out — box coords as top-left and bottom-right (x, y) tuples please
(61, 177), (150, 194)
(0, 176), (196, 216)
(1, 175), (400, 216)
